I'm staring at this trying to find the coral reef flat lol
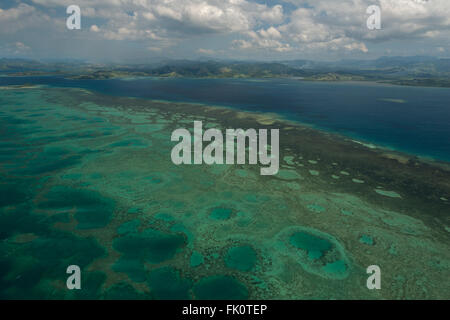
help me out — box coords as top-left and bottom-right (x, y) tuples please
(0, 87), (449, 299)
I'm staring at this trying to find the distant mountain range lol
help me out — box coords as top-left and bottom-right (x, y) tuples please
(1, 56), (450, 87)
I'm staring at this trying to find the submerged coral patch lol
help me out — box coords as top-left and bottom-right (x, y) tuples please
(375, 189), (402, 198)
(359, 234), (374, 245)
(307, 204), (326, 213)
(277, 169), (303, 180)
(277, 226), (350, 279)
(225, 245), (257, 272)
(148, 267), (192, 299)
(113, 228), (186, 264)
(190, 251), (204, 267)
(39, 186), (115, 230)
(290, 232), (332, 260)
(193, 275), (249, 300)
(209, 207), (234, 220)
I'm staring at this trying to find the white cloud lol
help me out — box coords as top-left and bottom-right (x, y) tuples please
(90, 25), (100, 32)
(2, 0), (450, 59)
(231, 0), (450, 55)
(0, 3), (53, 34)
(236, 27), (292, 52)
(0, 3), (35, 21)
(28, 0), (285, 35)
(283, 0), (450, 42)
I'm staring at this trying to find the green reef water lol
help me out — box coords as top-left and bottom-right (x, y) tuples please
(0, 87), (449, 299)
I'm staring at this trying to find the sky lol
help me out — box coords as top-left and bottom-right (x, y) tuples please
(0, 0), (449, 62)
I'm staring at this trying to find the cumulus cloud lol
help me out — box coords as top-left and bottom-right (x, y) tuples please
(1, 0), (450, 59)
(28, 0), (284, 35)
(233, 27), (292, 52)
(282, 0), (450, 42)
(232, 0), (450, 54)
(0, 3), (53, 34)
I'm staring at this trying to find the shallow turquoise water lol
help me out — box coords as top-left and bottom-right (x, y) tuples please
(209, 207), (234, 220)
(0, 87), (448, 300)
(290, 232), (332, 260)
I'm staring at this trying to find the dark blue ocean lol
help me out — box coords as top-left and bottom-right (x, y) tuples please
(1, 76), (449, 162)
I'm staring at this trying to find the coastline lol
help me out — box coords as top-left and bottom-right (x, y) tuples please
(67, 85), (450, 194)
(75, 84), (450, 169)
(2, 79), (449, 167)
(31, 83), (450, 170)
